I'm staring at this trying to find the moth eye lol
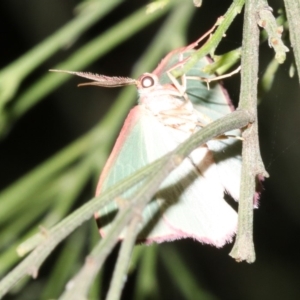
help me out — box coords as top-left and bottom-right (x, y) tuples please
(141, 75), (155, 88)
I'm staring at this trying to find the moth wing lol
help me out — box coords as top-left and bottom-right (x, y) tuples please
(206, 139), (241, 200)
(154, 51), (242, 201)
(95, 105), (186, 235)
(96, 106), (237, 247)
(186, 57), (242, 201)
(144, 146), (237, 247)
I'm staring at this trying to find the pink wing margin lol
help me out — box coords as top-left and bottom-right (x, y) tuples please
(95, 107), (141, 197)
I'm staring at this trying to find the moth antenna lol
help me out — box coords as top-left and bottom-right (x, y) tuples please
(49, 69), (137, 87)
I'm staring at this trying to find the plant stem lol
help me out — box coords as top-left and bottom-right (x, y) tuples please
(230, 0), (269, 263)
(0, 0), (122, 108)
(0, 0), (182, 226)
(105, 216), (141, 300)
(161, 246), (215, 300)
(0, 109), (251, 298)
(58, 155), (179, 300)
(0, 155), (167, 299)
(6, 2), (172, 132)
(172, 0), (245, 78)
(284, 0), (300, 82)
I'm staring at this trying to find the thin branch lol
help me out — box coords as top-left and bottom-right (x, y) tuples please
(105, 217), (140, 300)
(0, 157), (167, 299)
(160, 246), (214, 299)
(2, 1), (173, 135)
(172, 0), (245, 78)
(0, 1), (122, 109)
(0, 109), (251, 299)
(257, 1), (289, 64)
(176, 110), (249, 157)
(59, 156), (177, 300)
(230, 0), (269, 263)
(284, 0), (300, 83)
(57, 110), (252, 299)
(132, 246), (158, 299)
(17, 157), (96, 256)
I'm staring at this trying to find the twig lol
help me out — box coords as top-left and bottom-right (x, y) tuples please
(0, 1), (122, 109)
(176, 110), (249, 157)
(2, 1), (172, 136)
(257, 0), (289, 64)
(229, 0), (269, 263)
(58, 156), (177, 300)
(0, 156), (168, 299)
(105, 216), (140, 300)
(172, 0), (245, 78)
(132, 246), (158, 299)
(0, 108), (250, 298)
(57, 111), (252, 299)
(160, 246), (214, 299)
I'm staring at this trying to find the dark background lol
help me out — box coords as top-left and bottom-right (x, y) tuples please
(1, 0), (300, 299)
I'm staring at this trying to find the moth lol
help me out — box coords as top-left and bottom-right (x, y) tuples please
(51, 34), (241, 248)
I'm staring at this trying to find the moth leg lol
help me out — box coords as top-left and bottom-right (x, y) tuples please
(166, 69), (188, 101)
(216, 134), (244, 141)
(165, 50), (191, 104)
(186, 66), (241, 90)
(162, 17), (222, 95)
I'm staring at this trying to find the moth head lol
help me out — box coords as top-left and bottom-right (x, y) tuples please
(136, 73), (159, 92)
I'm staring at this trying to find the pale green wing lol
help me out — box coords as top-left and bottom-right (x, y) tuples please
(96, 105), (237, 246)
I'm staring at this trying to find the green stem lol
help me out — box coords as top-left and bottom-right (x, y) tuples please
(161, 246), (215, 300)
(0, 0), (189, 232)
(133, 246), (158, 300)
(0, 109), (251, 298)
(0, 0), (122, 107)
(172, 0), (245, 78)
(0, 124), (101, 223)
(176, 110), (249, 157)
(58, 156), (178, 300)
(256, 0), (289, 63)
(105, 216), (141, 300)
(284, 0), (300, 82)
(5, 2), (172, 133)
(17, 157), (94, 256)
(0, 158), (164, 299)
